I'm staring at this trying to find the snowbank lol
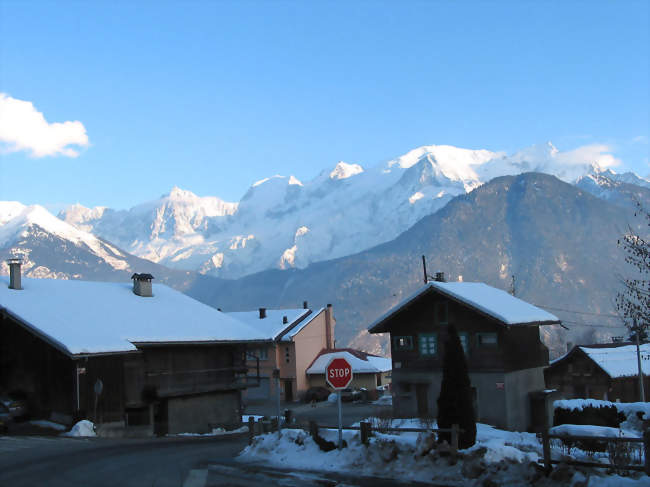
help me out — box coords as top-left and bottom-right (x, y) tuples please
(239, 421), (650, 486)
(550, 424), (638, 439)
(61, 420), (96, 437)
(172, 426), (248, 437)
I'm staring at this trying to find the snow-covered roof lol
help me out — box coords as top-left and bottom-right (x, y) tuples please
(0, 277), (268, 356)
(579, 344), (650, 378)
(306, 349), (392, 375)
(224, 308), (316, 341)
(368, 281), (559, 333)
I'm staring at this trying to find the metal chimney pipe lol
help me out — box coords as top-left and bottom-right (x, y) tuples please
(303, 301), (308, 309)
(259, 308), (267, 319)
(7, 259), (22, 290)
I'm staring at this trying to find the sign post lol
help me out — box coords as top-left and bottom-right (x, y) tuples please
(273, 368), (281, 437)
(325, 357), (353, 449)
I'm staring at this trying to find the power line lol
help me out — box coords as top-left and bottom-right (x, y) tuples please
(532, 303), (621, 320)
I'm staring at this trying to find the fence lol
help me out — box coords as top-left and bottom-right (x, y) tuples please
(246, 416), (462, 454)
(539, 429), (650, 475)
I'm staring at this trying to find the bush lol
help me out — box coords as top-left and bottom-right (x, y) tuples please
(553, 405), (625, 429)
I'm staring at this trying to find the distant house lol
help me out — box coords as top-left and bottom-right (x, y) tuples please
(0, 264), (268, 434)
(306, 349), (392, 392)
(545, 342), (650, 402)
(226, 304), (335, 402)
(368, 278), (560, 431)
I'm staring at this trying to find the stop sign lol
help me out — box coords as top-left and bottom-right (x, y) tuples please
(325, 357), (353, 390)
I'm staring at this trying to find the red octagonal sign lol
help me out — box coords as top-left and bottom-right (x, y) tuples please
(326, 357), (353, 390)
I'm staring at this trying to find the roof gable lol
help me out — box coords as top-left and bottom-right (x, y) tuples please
(225, 308), (313, 341)
(368, 281), (559, 333)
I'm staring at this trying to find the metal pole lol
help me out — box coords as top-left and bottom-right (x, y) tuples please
(422, 256), (428, 284)
(635, 321), (646, 402)
(337, 389), (342, 449)
(76, 368), (80, 412)
(275, 370), (282, 437)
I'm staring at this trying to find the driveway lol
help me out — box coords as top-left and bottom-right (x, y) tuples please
(244, 400), (386, 427)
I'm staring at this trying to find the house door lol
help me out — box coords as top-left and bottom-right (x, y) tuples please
(284, 380), (293, 402)
(416, 384), (429, 416)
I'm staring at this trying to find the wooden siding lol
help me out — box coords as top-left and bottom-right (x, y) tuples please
(545, 349), (650, 402)
(387, 291), (548, 373)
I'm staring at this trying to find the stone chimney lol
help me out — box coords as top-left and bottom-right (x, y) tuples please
(434, 272), (445, 282)
(7, 258), (22, 290)
(131, 273), (154, 297)
(325, 303), (335, 349)
(259, 307), (267, 319)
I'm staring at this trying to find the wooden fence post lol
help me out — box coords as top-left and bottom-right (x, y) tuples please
(360, 421), (371, 445)
(643, 429), (650, 475)
(309, 420), (319, 439)
(248, 416), (255, 445)
(542, 429), (551, 475)
(451, 424), (459, 455)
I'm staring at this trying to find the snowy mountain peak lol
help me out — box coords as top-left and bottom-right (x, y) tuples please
(329, 161), (364, 180)
(0, 201), (26, 225)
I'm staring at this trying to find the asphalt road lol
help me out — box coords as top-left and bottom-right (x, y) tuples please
(244, 399), (384, 427)
(0, 434), (435, 487)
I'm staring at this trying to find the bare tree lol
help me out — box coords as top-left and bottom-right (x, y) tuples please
(615, 201), (650, 401)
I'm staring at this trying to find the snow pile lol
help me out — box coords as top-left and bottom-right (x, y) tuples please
(327, 393), (337, 403)
(240, 421), (650, 486)
(550, 424), (636, 439)
(61, 420), (96, 437)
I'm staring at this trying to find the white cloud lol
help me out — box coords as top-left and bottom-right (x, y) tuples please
(632, 135), (648, 144)
(0, 93), (89, 158)
(556, 144), (621, 168)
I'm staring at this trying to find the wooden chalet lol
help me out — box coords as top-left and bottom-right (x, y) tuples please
(368, 276), (560, 431)
(545, 342), (650, 403)
(0, 264), (268, 434)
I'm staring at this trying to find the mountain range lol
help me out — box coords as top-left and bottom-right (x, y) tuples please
(56, 142), (639, 280)
(1, 142), (649, 356)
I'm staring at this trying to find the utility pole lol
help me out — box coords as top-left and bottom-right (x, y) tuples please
(509, 275), (516, 296)
(422, 255), (428, 284)
(634, 318), (646, 402)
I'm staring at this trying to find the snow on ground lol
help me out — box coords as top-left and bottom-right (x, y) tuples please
(373, 395), (392, 406)
(239, 420), (650, 486)
(28, 420), (67, 431)
(171, 426), (248, 437)
(61, 420), (96, 437)
(554, 399), (650, 435)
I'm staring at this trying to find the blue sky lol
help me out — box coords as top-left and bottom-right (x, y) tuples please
(0, 0), (648, 210)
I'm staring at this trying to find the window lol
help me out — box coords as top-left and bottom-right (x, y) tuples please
(477, 332), (497, 346)
(435, 301), (448, 325)
(248, 348), (268, 361)
(459, 332), (469, 354)
(418, 333), (437, 356)
(285, 346), (290, 363)
(393, 336), (413, 351)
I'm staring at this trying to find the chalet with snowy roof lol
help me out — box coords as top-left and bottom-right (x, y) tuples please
(226, 303), (335, 402)
(306, 349), (392, 393)
(368, 276), (560, 431)
(545, 342), (650, 403)
(0, 262), (270, 434)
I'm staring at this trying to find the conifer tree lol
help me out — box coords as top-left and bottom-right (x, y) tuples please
(437, 324), (476, 449)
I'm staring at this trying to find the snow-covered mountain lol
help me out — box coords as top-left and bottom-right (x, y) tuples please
(52, 142), (647, 279)
(0, 202), (133, 278)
